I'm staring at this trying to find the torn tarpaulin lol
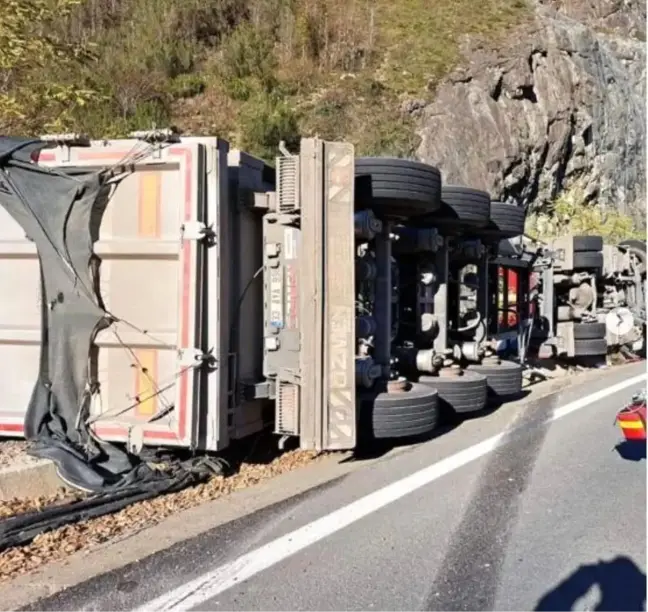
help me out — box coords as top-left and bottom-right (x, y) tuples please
(0, 137), (199, 494)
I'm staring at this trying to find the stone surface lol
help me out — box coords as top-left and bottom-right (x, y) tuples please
(0, 459), (63, 501)
(415, 0), (646, 221)
(537, 0), (646, 37)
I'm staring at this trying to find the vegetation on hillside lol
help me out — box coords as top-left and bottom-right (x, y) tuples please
(1, 0), (529, 160)
(526, 188), (647, 243)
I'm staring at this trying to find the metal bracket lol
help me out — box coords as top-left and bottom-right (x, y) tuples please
(39, 133), (90, 147)
(39, 133), (90, 163)
(253, 191), (275, 211)
(241, 379), (274, 400)
(127, 425), (145, 454)
(178, 348), (207, 368)
(182, 221), (215, 243)
(129, 127), (181, 143)
(238, 189), (276, 212)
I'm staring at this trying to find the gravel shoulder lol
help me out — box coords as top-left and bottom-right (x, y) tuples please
(0, 442), (30, 469)
(0, 448), (325, 582)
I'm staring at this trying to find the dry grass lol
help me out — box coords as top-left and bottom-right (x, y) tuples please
(375, 0), (529, 93)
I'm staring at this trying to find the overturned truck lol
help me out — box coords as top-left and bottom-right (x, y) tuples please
(0, 135), (643, 494)
(492, 235), (646, 361)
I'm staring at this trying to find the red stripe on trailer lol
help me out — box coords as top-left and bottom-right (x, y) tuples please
(93, 426), (179, 440)
(77, 151), (133, 161)
(169, 146), (193, 444)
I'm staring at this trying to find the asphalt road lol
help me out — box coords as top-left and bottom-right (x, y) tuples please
(25, 365), (647, 612)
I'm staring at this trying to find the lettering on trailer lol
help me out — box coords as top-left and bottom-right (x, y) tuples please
(325, 144), (355, 448)
(269, 267), (284, 328)
(284, 227), (299, 330)
(329, 306), (354, 442)
(285, 263), (298, 330)
(329, 307), (353, 387)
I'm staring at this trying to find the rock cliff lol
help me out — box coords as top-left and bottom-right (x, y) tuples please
(414, 0), (646, 220)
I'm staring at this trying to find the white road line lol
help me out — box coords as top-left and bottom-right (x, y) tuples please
(134, 373), (647, 612)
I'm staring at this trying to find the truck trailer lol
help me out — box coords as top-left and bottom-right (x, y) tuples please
(0, 133), (643, 497)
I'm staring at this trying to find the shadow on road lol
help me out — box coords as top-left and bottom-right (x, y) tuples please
(614, 440), (647, 462)
(347, 420), (461, 461)
(534, 556), (646, 611)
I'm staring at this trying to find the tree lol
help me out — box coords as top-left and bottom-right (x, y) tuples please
(0, 0), (99, 133)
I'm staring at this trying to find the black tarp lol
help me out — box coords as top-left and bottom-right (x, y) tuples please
(0, 137), (191, 494)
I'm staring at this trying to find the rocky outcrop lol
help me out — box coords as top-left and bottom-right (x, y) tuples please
(414, 1), (646, 221)
(536, 0), (646, 38)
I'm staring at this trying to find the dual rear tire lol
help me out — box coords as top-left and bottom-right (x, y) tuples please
(359, 383), (440, 440)
(360, 360), (524, 440)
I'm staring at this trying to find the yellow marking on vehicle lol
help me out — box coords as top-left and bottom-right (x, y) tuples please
(138, 172), (161, 238)
(135, 350), (158, 417)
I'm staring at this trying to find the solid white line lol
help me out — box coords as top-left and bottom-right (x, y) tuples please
(134, 372), (647, 612)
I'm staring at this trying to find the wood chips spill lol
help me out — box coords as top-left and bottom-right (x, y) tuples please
(0, 490), (84, 519)
(0, 449), (324, 582)
(0, 442), (29, 470)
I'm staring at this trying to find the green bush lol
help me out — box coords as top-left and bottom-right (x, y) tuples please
(219, 23), (278, 98)
(239, 93), (301, 161)
(168, 74), (207, 99)
(300, 78), (417, 157)
(526, 188), (646, 244)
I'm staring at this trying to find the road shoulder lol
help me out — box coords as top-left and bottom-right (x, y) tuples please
(1, 362), (644, 611)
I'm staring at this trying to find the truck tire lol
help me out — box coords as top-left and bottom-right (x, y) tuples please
(359, 382), (440, 439)
(419, 370), (487, 414)
(620, 239), (646, 253)
(355, 158), (442, 218)
(432, 186), (491, 229)
(481, 201), (526, 239)
(573, 322), (606, 340)
(573, 236), (603, 252)
(466, 359), (523, 400)
(572, 251), (603, 270)
(573, 338), (608, 356)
